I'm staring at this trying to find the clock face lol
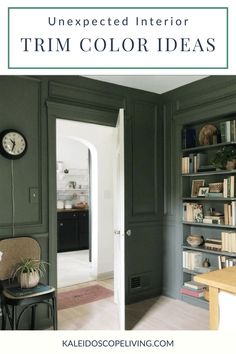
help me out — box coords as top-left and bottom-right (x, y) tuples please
(0, 130), (27, 159)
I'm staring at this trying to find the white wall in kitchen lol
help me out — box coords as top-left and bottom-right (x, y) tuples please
(56, 119), (114, 278)
(57, 137), (88, 170)
(56, 137), (89, 205)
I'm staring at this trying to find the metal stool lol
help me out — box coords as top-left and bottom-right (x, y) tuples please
(0, 236), (57, 330)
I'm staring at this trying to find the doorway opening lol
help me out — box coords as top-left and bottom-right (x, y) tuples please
(56, 134), (95, 288)
(47, 103), (125, 329)
(55, 119), (122, 329)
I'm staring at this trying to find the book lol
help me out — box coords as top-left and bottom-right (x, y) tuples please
(205, 238), (222, 244)
(202, 218), (224, 225)
(198, 165), (216, 172)
(5, 283), (52, 297)
(182, 127), (196, 149)
(193, 204), (203, 223)
(196, 153), (208, 172)
(180, 287), (205, 298)
(207, 192), (223, 198)
(183, 280), (206, 290)
(204, 215), (224, 220)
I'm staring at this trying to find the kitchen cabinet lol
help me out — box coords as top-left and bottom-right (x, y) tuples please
(57, 210), (89, 252)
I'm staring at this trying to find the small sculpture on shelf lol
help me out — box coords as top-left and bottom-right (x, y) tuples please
(202, 258), (211, 268)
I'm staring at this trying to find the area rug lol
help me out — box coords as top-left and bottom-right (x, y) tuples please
(58, 284), (114, 310)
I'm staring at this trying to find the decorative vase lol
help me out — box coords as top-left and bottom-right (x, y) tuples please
(20, 271), (40, 288)
(186, 235), (204, 247)
(202, 258), (211, 268)
(226, 159), (236, 170)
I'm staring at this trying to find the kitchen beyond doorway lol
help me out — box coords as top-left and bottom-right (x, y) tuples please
(56, 119), (115, 288)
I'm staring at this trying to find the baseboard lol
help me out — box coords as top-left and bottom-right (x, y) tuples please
(97, 271), (114, 281)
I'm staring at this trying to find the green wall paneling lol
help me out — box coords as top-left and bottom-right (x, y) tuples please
(0, 76), (48, 236)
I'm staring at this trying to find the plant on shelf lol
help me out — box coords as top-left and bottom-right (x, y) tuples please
(12, 258), (49, 289)
(211, 145), (236, 170)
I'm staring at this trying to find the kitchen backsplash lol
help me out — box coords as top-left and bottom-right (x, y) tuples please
(57, 166), (89, 206)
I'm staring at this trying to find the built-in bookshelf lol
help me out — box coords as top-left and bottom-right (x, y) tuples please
(181, 117), (236, 308)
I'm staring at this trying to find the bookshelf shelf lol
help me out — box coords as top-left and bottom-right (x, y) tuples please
(183, 268), (200, 275)
(181, 294), (209, 307)
(183, 222), (236, 229)
(182, 141), (236, 154)
(182, 245), (236, 257)
(182, 169), (236, 177)
(182, 197), (236, 202)
(181, 118), (236, 309)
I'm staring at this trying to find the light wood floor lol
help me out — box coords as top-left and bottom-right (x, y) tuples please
(126, 296), (209, 330)
(57, 250), (95, 288)
(57, 279), (209, 330)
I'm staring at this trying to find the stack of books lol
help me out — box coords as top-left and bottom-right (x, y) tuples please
(182, 251), (203, 270)
(221, 231), (236, 252)
(204, 238), (222, 251)
(181, 280), (206, 298)
(183, 203), (203, 223)
(202, 215), (224, 225)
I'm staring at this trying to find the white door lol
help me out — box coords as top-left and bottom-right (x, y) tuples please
(113, 108), (125, 330)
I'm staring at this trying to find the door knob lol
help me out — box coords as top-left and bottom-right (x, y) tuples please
(126, 229), (132, 236)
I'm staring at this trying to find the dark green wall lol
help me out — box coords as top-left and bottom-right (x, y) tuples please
(2, 74), (236, 329)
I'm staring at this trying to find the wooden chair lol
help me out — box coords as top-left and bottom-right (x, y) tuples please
(0, 236), (57, 330)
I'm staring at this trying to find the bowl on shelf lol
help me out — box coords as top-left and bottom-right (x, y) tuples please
(186, 235), (204, 247)
(209, 182), (223, 193)
(73, 202), (88, 210)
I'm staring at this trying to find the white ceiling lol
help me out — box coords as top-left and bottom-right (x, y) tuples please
(86, 75), (207, 94)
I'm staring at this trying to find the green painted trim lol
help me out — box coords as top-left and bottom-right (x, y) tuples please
(8, 7), (228, 70)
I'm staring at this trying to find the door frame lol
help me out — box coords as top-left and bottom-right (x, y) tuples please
(47, 100), (123, 288)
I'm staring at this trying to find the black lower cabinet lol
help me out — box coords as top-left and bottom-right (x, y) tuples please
(57, 210), (89, 252)
(78, 211), (89, 250)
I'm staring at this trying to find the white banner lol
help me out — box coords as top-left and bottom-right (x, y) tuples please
(8, 7), (227, 70)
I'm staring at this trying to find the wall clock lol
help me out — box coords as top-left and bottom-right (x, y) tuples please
(0, 129), (27, 159)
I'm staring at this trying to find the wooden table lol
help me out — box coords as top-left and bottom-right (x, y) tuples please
(194, 266), (236, 330)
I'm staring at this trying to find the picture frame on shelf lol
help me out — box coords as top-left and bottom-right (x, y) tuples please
(191, 179), (205, 197)
(198, 187), (209, 197)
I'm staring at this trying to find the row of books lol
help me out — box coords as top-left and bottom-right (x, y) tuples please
(220, 120), (236, 143)
(183, 251), (203, 270)
(182, 152), (207, 174)
(224, 202), (236, 225)
(223, 176), (235, 198)
(183, 202), (236, 226)
(218, 255), (236, 269)
(221, 232), (236, 252)
(181, 153), (207, 174)
(183, 203), (203, 223)
(180, 280), (206, 298)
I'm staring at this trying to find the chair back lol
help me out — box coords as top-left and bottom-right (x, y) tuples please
(0, 237), (40, 281)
